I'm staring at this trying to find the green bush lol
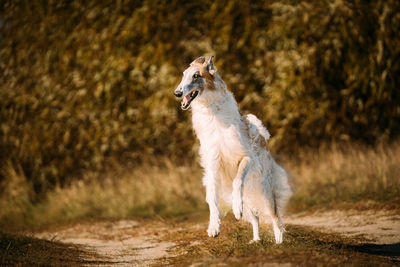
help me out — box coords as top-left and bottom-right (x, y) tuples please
(0, 0), (399, 195)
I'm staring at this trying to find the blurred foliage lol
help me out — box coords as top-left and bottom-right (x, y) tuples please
(0, 0), (399, 195)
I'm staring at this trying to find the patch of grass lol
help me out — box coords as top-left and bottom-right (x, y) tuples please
(286, 141), (400, 212)
(0, 232), (93, 266)
(162, 214), (397, 266)
(0, 160), (206, 231)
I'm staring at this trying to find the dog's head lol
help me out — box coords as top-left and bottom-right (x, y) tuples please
(174, 56), (217, 110)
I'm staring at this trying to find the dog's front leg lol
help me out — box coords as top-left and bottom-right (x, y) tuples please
(232, 156), (250, 220)
(203, 153), (221, 237)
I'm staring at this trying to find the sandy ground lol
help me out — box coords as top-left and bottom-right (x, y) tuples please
(285, 209), (400, 245)
(35, 220), (176, 266)
(34, 209), (400, 266)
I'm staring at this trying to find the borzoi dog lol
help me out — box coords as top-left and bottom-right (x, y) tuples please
(174, 56), (292, 243)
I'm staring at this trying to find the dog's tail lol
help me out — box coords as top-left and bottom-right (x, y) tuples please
(245, 114), (270, 142)
(271, 162), (292, 214)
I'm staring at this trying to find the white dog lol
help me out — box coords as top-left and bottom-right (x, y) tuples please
(174, 56), (292, 243)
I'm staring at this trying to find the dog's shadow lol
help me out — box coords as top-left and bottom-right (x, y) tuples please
(349, 243), (400, 258)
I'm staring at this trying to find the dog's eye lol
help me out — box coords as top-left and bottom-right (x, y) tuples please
(193, 73), (200, 79)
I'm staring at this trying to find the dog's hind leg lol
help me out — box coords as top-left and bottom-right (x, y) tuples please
(247, 209), (261, 243)
(272, 214), (284, 244)
(232, 157), (250, 220)
(270, 196), (285, 244)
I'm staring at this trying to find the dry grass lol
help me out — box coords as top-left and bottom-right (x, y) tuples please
(0, 142), (399, 231)
(162, 214), (398, 266)
(285, 141), (400, 211)
(0, 160), (205, 231)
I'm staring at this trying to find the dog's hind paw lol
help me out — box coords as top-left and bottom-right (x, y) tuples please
(207, 222), (220, 237)
(273, 226), (283, 244)
(249, 238), (261, 244)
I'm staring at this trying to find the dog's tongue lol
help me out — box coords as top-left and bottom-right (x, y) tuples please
(184, 94), (191, 104)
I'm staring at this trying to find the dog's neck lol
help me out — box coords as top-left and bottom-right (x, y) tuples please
(191, 73), (237, 112)
(191, 79), (242, 135)
(191, 89), (238, 115)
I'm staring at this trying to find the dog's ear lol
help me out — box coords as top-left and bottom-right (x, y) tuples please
(191, 56), (206, 65)
(205, 55), (215, 75)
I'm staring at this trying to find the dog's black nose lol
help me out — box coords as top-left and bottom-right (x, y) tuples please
(174, 89), (183, 97)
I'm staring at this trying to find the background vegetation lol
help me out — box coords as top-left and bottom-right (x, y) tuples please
(0, 0), (399, 229)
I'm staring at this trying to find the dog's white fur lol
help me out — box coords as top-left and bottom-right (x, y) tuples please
(174, 56), (292, 243)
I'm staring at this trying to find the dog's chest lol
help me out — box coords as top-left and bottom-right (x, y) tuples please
(192, 109), (246, 160)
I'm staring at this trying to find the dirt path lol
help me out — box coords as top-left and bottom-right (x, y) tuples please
(34, 220), (177, 266)
(33, 209), (400, 266)
(285, 209), (400, 244)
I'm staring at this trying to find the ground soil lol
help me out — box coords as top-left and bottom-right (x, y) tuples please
(285, 209), (400, 245)
(30, 209), (400, 266)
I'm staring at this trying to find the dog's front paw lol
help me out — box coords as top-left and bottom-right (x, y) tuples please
(232, 195), (243, 220)
(207, 221), (220, 237)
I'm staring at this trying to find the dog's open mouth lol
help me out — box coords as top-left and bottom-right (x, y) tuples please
(181, 90), (199, 110)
